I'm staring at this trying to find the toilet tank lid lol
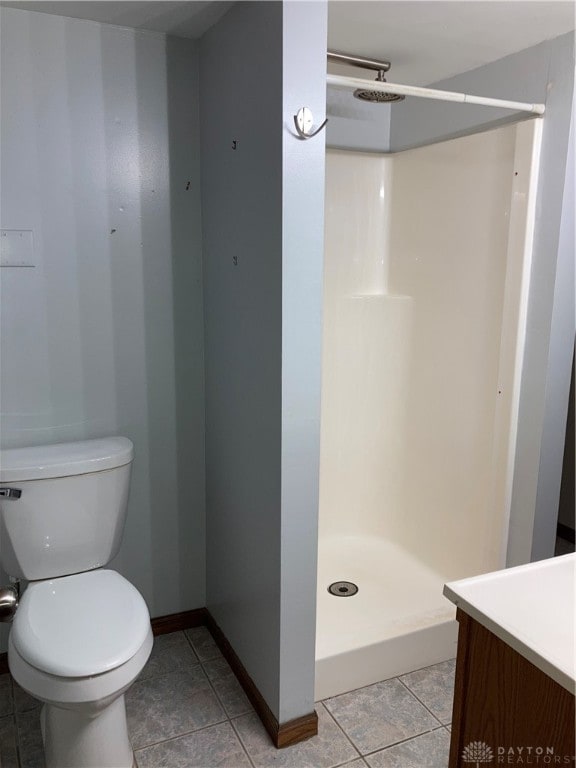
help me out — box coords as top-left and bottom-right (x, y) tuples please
(0, 437), (134, 482)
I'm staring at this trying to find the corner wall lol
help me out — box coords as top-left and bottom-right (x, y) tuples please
(280, 0), (326, 722)
(201, 0), (283, 717)
(201, 0), (326, 723)
(0, 9), (206, 650)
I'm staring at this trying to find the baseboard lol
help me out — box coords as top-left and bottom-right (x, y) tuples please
(0, 609), (207, 676)
(557, 522), (575, 544)
(151, 608), (207, 635)
(0, 607), (318, 749)
(204, 610), (318, 748)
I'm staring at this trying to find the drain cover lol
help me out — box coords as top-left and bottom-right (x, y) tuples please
(328, 581), (358, 597)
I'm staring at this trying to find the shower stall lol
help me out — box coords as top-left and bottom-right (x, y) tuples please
(316, 118), (542, 700)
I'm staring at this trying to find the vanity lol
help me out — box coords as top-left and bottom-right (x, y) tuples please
(444, 554), (575, 767)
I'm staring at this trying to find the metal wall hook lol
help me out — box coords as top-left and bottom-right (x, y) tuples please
(293, 107), (328, 140)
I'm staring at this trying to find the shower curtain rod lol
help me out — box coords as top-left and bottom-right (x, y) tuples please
(327, 74), (546, 115)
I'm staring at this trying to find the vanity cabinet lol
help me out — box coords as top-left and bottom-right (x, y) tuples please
(448, 608), (575, 767)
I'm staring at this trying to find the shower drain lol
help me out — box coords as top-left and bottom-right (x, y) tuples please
(328, 581), (358, 597)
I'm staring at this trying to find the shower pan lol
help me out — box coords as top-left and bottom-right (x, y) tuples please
(316, 119), (542, 700)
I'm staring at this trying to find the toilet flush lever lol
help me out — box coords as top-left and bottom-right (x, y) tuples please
(0, 585), (18, 622)
(0, 488), (21, 499)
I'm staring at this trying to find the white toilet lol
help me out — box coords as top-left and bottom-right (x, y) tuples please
(0, 437), (153, 768)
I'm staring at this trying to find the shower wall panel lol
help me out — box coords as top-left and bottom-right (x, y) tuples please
(320, 124), (531, 580)
(317, 124), (540, 699)
(388, 126), (517, 577)
(319, 151), (412, 541)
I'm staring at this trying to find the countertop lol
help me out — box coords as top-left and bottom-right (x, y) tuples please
(444, 553), (575, 694)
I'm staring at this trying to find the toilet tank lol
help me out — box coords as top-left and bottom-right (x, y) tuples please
(0, 437), (133, 581)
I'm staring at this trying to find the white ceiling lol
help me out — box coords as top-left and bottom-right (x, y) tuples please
(1, 1), (574, 83)
(0, 1), (234, 38)
(328, 1), (576, 85)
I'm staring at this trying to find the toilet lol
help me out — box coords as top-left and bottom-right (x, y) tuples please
(0, 437), (153, 768)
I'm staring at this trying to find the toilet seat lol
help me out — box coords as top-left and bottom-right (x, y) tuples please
(12, 569), (150, 677)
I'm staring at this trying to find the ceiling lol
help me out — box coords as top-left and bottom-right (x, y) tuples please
(1, 1), (574, 83)
(0, 1), (234, 38)
(328, 1), (576, 85)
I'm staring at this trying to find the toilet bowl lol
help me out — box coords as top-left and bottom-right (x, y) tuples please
(0, 437), (152, 768)
(8, 569), (153, 768)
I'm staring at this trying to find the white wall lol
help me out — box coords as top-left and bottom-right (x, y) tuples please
(320, 122), (537, 580)
(390, 34), (575, 564)
(388, 125), (519, 576)
(0, 8), (206, 651)
(319, 151), (409, 540)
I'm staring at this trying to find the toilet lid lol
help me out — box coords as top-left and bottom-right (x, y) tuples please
(12, 570), (151, 677)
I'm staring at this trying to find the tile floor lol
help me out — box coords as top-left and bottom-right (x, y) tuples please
(0, 628), (455, 768)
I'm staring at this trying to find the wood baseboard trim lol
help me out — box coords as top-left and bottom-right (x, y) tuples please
(151, 608), (207, 635)
(0, 607), (318, 750)
(0, 608), (208, 676)
(275, 710), (319, 748)
(204, 610), (318, 748)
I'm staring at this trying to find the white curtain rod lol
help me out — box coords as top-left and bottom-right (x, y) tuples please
(327, 74), (546, 115)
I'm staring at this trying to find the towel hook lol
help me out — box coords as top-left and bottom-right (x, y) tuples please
(293, 107), (328, 140)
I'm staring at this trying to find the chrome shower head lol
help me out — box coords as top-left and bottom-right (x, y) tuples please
(353, 70), (405, 104)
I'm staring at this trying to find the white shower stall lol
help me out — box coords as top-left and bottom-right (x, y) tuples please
(316, 120), (542, 700)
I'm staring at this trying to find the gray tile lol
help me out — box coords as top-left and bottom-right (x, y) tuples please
(400, 660), (456, 724)
(185, 626), (223, 662)
(203, 657), (253, 718)
(139, 631), (199, 681)
(17, 708), (45, 768)
(324, 678), (439, 754)
(0, 715), (18, 768)
(233, 703), (359, 768)
(13, 682), (41, 713)
(340, 761), (369, 767)
(126, 667), (226, 749)
(365, 728), (450, 768)
(135, 721), (252, 768)
(0, 675), (13, 717)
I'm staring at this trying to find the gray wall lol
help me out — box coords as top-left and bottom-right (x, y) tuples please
(0, 9), (206, 652)
(201, 0), (283, 718)
(390, 35), (572, 152)
(531, 89), (575, 560)
(390, 34), (575, 566)
(201, 0), (326, 723)
(280, 0), (326, 722)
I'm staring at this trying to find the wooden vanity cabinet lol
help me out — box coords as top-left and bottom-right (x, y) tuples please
(449, 608), (575, 767)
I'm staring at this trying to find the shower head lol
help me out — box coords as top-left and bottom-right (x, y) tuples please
(327, 51), (404, 105)
(353, 70), (405, 104)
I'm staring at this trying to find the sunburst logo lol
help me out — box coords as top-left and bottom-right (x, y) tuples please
(462, 741), (494, 766)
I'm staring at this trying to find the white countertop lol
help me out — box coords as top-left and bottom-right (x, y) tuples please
(444, 553), (575, 694)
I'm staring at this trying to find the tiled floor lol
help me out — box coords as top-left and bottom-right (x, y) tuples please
(0, 628), (455, 768)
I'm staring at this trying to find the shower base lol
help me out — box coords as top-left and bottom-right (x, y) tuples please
(315, 535), (458, 700)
